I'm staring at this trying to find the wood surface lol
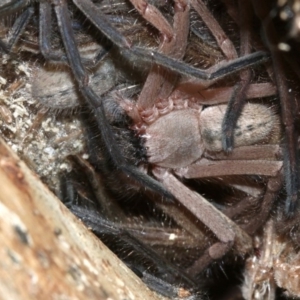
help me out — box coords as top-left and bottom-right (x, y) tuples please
(0, 137), (163, 300)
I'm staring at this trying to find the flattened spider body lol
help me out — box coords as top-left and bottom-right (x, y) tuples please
(145, 103), (281, 168)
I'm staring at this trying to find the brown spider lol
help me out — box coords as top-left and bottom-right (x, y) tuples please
(0, 0), (271, 198)
(1, 0), (300, 298)
(105, 0), (286, 275)
(49, 2), (286, 296)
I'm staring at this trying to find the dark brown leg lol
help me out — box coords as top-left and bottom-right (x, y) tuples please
(223, 173), (283, 235)
(252, 0), (300, 215)
(222, 0), (253, 152)
(153, 167), (252, 275)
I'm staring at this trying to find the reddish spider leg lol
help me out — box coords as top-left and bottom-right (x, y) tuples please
(136, 0), (239, 111)
(167, 162), (282, 276)
(129, 0), (173, 42)
(180, 0), (238, 89)
(176, 144), (283, 221)
(252, 0), (300, 214)
(136, 0), (190, 112)
(167, 0), (276, 95)
(189, 0), (238, 60)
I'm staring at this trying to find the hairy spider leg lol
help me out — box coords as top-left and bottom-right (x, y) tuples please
(252, 0), (300, 215)
(69, 206), (199, 293)
(222, 0), (253, 152)
(46, 0), (174, 199)
(0, 7), (33, 53)
(71, 0), (270, 80)
(0, 0), (31, 53)
(0, 1), (271, 81)
(0, 0), (28, 16)
(60, 155), (204, 298)
(137, 0), (189, 110)
(153, 168), (252, 275)
(39, 1), (111, 66)
(166, 149), (283, 275)
(189, 0), (238, 60)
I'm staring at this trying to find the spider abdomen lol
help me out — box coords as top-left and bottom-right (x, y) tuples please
(200, 103), (281, 152)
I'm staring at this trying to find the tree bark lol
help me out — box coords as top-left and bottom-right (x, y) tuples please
(0, 137), (163, 300)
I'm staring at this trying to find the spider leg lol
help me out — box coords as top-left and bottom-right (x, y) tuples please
(175, 153), (283, 237)
(6, 7), (34, 51)
(153, 168), (252, 274)
(69, 206), (198, 287)
(190, 0), (238, 60)
(49, 0), (174, 200)
(0, 7), (33, 54)
(138, 0), (189, 109)
(39, 1), (67, 62)
(204, 145), (282, 161)
(72, 0), (270, 80)
(175, 82), (276, 102)
(66, 154), (127, 222)
(156, 200), (207, 243)
(132, 47), (270, 82)
(137, 272), (201, 300)
(223, 173), (283, 235)
(222, 0), (253, 152)
(0, 0), (28, 16)
(272, 53), (299, 215)
(252, 0), (300, 215)
(61, 159), (199, 248)
(40, 1), (111, 66)
(61, 165), (202, 297)
(129, 0), (173, 41)
(222, 0), (276, 83)
(177, 159), (283, 178)
(242, 174), (283, 235)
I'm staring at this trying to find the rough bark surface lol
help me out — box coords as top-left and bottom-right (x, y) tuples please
(0, 137), (162, 300)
